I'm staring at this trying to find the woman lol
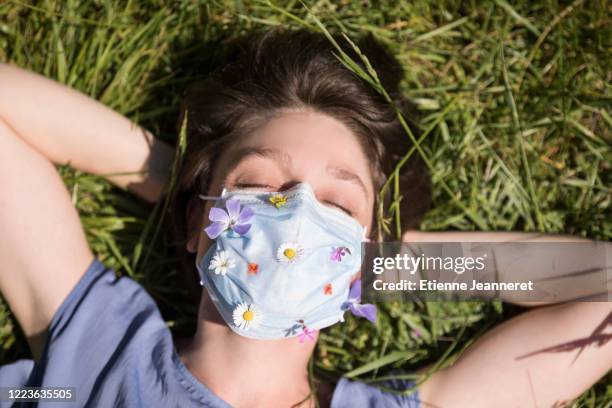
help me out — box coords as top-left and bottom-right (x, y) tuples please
(0, 28), (609, 407)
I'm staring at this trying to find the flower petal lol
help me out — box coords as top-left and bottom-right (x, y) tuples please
(330, 248), (340, 262)
(204, 222), (226, 239)
(349, 303), (377, 323)
(209, 207), (229, 223)
(348, 279), (362, 301)
(236, 206), (254, 224)
(232, 223), (251, 236)
(226, 199), (241, 219)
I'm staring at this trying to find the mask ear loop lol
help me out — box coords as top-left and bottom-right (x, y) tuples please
(198, 194), (221, 201)
(362, 226), (370, 242)
(195, 194), (223, 286)
(198, 186), (228, 202)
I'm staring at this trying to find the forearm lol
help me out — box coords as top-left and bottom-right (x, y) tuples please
(402, 231), (606, 306)
(0, 63), (174, 202)
(420, 302), (612, 408)
(403, 230), (589, 243)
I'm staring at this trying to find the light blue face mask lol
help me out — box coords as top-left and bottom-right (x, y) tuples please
(196, 183), (375, 340)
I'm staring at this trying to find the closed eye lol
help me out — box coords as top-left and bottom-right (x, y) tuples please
(233, 182), (274, 190)
(324, 201), (353, 216)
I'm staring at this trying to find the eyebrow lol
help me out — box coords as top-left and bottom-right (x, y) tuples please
(230, 146), (368, 195)
(326, 165), (368, 196)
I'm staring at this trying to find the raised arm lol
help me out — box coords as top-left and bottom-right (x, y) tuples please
(403, 230), (589, 243)
(0, 63), (174, 358)
(0, 63), (174, 202)
(403, 236), (612, 406)
(402, 230), (606, 305)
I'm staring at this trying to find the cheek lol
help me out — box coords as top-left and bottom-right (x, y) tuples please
(193, 202), (216, 256)
(361, 200), (375, 237)
(366, 206), (375, 232)
(187, 176), (227, 254)
(186, 200), (215, 255)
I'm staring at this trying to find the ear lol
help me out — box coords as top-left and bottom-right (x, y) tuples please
(186, 196), (204, 253)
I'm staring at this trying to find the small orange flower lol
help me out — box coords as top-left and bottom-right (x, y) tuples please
(247, 263), (259, 275)
(324, 283), (333, 295)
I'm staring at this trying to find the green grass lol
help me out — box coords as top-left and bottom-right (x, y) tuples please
(1, 0), (610, 405)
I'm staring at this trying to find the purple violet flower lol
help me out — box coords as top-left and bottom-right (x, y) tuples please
(342, 279), (377, 323)
(204, 199), (254, 239)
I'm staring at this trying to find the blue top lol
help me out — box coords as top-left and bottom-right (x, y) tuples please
(0, 258), (420, 407)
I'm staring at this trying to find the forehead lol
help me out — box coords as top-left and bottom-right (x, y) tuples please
(227, 109), (374, 190)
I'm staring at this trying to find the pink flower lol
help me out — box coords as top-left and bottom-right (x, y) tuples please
(298, 326), (317, 343)
(330, 246), (351, 262)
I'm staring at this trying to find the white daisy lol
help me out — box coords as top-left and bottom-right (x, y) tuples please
(232, 302), (263, 331)
(208, 250), (236, 275)
(276, 242), (304, 263)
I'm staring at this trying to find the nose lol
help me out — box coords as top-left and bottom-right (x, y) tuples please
(277, 179), (306, 192)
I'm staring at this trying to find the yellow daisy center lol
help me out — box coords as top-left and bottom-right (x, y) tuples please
(283, 248), (296, 259)
(242, 310), (254, 321)
(269, 194), (287, 208)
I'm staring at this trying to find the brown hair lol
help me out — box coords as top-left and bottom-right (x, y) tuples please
(169, 27), (431, 299)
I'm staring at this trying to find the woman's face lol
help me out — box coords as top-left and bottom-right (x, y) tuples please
(187, 108), (376, 255)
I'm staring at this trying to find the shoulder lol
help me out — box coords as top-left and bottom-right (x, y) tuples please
(38, 259), (176, 399)
(46, 257), (171, 354)
(331, 376), (421, 408)
(1, 259), (223, 407)
(48, 258), (167, 344)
